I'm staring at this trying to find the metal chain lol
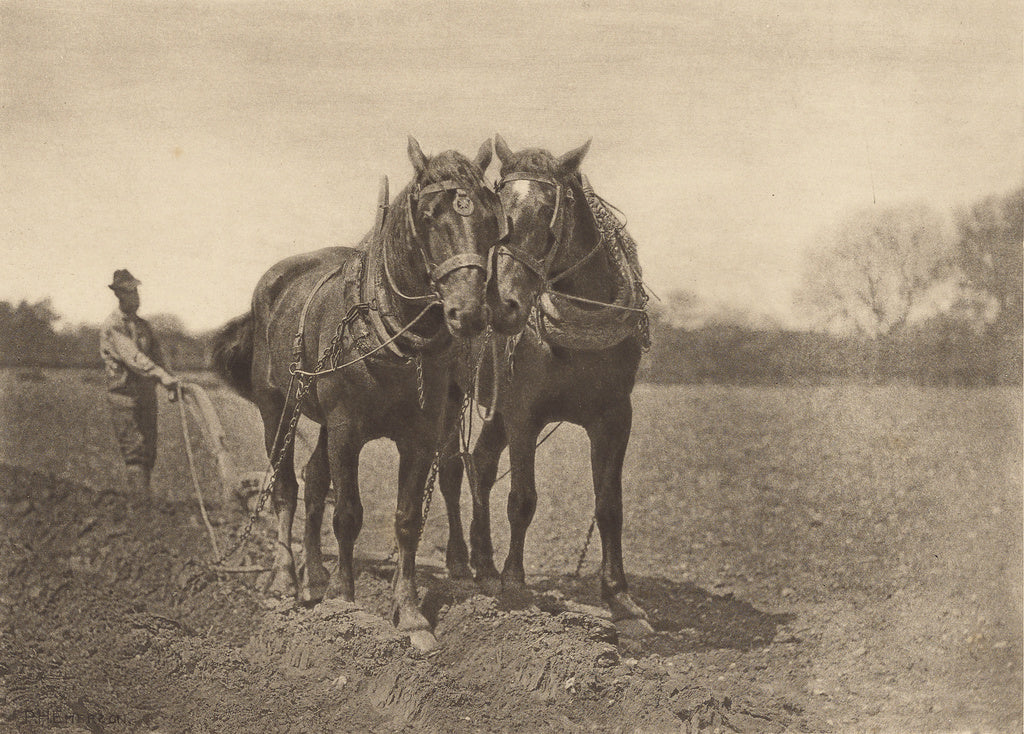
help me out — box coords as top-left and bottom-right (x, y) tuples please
(414, 354), (426, 410)
(417, 392), (471, 544)
(416, 452), (441, 546)
(573, 515), (597, 578)
(384, 391), (471, 565)
(505, 331), (520, 379)
(213, 370), (313, 566)
(459, 392), (480, 499)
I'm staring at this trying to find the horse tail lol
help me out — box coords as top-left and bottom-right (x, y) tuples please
(211, 312), (255, 402)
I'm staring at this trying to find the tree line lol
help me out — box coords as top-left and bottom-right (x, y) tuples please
(0, 300), (212, 371)
(639, 314), (1019, 386)
(641, 183), (1021, 385)
(2, 185), (1019, 385)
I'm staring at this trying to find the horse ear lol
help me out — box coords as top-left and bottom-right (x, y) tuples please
(474, 139), (492, 172)
(407, 136), (428, 175)
(557, 139), (591, 174)
(494, 133), (513, 164)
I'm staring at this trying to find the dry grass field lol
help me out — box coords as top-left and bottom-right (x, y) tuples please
(0, 368), (1020, 732)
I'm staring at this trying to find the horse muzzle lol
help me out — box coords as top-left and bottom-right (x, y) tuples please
(437, 266), (488, 338)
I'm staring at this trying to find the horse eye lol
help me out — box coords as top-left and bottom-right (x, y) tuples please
(418, 201), (437, 220)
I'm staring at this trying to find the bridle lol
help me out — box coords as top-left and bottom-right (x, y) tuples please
(492, 172), (575, 287)
(384, 178), (503, 304)
(493, 171), (611, 294)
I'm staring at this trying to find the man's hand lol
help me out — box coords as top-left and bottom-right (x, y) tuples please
(158, 371), (180, 401)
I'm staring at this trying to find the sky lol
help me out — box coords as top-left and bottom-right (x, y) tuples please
(2, 0), (1021, 331)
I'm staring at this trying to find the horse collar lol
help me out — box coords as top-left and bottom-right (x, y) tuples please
(362, 238), (448, 360)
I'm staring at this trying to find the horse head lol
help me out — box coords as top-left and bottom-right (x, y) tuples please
(393, 136), (502, 338)
(489, 134), (592, 335)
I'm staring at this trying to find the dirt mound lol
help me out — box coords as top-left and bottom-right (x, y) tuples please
(0, 463), (800, 732)
(243, 588), (786, 733)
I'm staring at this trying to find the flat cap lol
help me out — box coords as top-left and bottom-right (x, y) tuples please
(108, 269), (141, 291)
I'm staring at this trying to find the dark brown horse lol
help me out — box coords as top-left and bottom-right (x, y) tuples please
(440, 135), (654, 636)
(212, 138), (502, 650)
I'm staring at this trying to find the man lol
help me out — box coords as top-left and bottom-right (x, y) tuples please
(99, 269), (179, 494)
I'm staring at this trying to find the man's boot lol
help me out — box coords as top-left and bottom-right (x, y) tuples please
(126, 464), (151, 493)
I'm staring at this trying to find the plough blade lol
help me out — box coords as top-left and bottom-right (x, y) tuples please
(181, 382), (265, 508)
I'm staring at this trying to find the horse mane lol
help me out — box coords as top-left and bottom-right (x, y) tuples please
(419, 150), (489, 188)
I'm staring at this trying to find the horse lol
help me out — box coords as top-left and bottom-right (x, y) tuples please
(438, 134), (655, 636)
(212, 137), (504, 650)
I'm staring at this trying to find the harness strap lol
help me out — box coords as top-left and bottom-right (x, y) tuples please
(403, 178), (489, 290)
(430, 252), (488, 283)
(417, 179), (462, 197)
(406, 179), (463, 249)
(363, 238), (419, 358)
(547, 232), (604, 286)
(496, 172), (563, 233)
(293, 264), (348, 368)
(363, 225), (444, 359)
(494, 244), (547, 281)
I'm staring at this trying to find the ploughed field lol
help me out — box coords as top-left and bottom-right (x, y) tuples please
(0, 368), (1020, 732)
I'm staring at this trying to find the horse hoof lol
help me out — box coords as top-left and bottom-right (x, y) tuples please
(500, 574), (527, 594)
(608, 592), (649, 622)
(615, 617), (655, 638)
(408, 630), (439, 652)
(499, 581), (533, 610)
(300, 564), (330, 604)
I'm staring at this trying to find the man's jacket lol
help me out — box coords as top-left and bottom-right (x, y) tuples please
(99, 310), (167, 399)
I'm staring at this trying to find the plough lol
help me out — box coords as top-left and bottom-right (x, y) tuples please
(178, 381), (267, 510)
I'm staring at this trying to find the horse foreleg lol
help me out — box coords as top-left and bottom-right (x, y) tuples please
(300, 426), (331, 604)
(435, 389), (471, 579)
(392, 443), (436, 651)
(327, 427), (361, 602)
(501, 421), (539, 594)
(469, 416), (506, 584)
(438, 457), (471, 580)
(587, 400), (653, 635)
(258, 393), (300, 599)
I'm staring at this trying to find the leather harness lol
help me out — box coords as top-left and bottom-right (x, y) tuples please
(293, 173), (500, 369)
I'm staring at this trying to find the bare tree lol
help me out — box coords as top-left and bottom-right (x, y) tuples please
(796, 203), (952, 337)
(649, 290), (705, 330)
(953, 185), (1023, 337)
(0, 299), (62, 365)
(148, 312), (189, 335)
